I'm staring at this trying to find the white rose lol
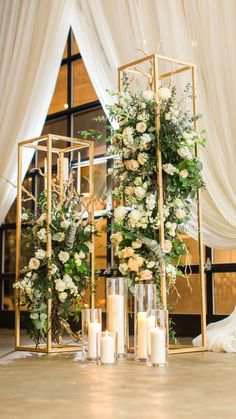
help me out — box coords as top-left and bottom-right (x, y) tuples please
(166, 264), (177, 278)
(147, 261), (155, 269)
(61, 220), (70, 230)
(85, 241), (93, 253)
(58, 292), (68, 302)
(146, 194), (156, 210)
(158, 87), (171, 101)
(179, 169), (189, 178)
(178, 146), (193, 160)
(78, 251), (86, 259)
(35, 249), (46, 260)
(136, 121), (147, 133)
(74, 253), (82, 266)
(110, 232), (123, 244)
(123, 126), (134, 138)
(134, 186), (146, 199)
(114, 206), (127, 222)
(163, 240), (172, 253)
(128, 259), (140, 272)
(21, 213), (29, 221)
(63, 274), (73, 288)
(163, 163), (176, 176)
(123, 247), (134, 258)
(37, 228), (46, 242)
(143, 90), (154, 101)
(132, 241), (142, 249)
(125, 159), (140, 171)
(141, 133), (152, 145)
(84, 225), (91, 233)
(134, 177), (142, 186)
(50, 264), (58, 275)
(119, 263), (128, 275)
(52, 232), (65, 242)
(55, 279), (66, 292)
(175, 209), (186, 219)
(137, 153), (148, 166)
(140, 269), (153, 281)
(58, 251), (70, 264)
(29, 257), (40, 270)
(124, 186), (133, 196)
(129, 209), (142, 225)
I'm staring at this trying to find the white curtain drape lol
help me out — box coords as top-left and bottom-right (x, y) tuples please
(0, 0), (235, 248)
(72, 0), (236, 248)
(0, 0), (74, 223)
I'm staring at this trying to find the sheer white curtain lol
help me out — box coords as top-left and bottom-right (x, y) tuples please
(0, 0), (74, 223)
(72, 0), (236, 248)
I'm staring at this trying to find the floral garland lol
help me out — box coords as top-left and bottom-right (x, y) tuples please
(14, 188), (94, 345)
(107, 83), (205, 296)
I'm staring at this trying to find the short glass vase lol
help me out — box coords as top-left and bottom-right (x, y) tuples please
(82, 308), (102, 361)
(146, 309), (169, 367)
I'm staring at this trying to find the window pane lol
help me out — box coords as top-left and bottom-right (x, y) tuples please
(180, 233), (205, 265)
(73, 60), (97, 106)
(167, 273), (205, 314)
(5, 200), (16, 224)
(213, 248), (236, 264)
(41, 117), (68, 168)
(95, 218), (107, 269)
(72, 33), (79, 55)
(4, 230), (16, 273)
(78, 163), (107, 211)
(48, 65), (68, 114)
(214, 272), (236, 314)
(2, 278), (14, 311)
(63, 42), (68, 58)
(73, 108), (106, 159)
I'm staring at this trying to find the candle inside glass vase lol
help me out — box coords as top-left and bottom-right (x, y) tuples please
(147, 309), (168, 367)
(100, 331), (117, 365)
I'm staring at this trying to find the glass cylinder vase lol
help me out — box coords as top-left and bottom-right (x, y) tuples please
(99, 331), (117, 365)
(106, 277), (127, 357)
(146, 309), (168, 367)
(134, 283), (156, 361)
(82, 308), (102, 360)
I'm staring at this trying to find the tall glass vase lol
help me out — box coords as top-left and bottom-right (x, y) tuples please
(134, 283), (156, 361)
(106, 277), (128, 357)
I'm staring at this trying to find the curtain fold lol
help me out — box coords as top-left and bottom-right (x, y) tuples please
(72, 0), (236, 248)
(0, 0), (75, 223)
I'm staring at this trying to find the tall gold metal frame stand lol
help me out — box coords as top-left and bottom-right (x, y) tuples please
(118, 54), (207, 354)
(15, 134), (95, 353)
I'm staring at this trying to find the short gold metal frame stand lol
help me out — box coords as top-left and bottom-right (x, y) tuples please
(118, 54), (207, 354)
(15, 134), (95, 353)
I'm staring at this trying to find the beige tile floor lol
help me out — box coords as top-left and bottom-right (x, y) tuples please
(0, 329), (236, 419)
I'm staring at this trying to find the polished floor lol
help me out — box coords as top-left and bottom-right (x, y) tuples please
(0, 329), (236, 419)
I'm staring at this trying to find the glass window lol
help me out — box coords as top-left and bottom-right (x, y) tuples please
(73, 108), (106, 158)
(180, 233), (204, 265)
(167, 273), (205, 314)
(72, 33), (79, 55)
(214, 272), (236, 314)
(95, 219), (107, 269)
(79, 163), (107, 211)
(73, 60), (97, 106)
(4, 230), (16, 273)
(5, 200), (16, 224)
(48, 65), (68, 114)
(213, 248), (236, 264)
(2, 278), (14, 311)
(62, 42), (68, 59)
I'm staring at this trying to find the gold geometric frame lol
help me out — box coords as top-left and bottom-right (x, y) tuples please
(15, 134), (95, 353)
(118, 54), (207, 354)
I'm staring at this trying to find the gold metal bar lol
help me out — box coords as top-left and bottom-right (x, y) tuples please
(58, 152), (64, 206)
(118, 54), (155, 72)
(23, 144), (60, 153)
(15, 345), (81, 353)
(153, 55), (167, 309)
(15, 145), (22, 348)
(62, 144), (90, 153)
(192, 66), (207, 347)
(49, 134), (94, 145)
(46, 136), (52, 352)
(169, 346), (207, 354)
(159, 66), (192, 80)
(89, 142), (95, 309)
(18, 134), (49, 146)
(156, 54), (194, 68)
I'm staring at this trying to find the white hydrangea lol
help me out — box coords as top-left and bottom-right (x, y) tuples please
(158, 87), (171, 101)
(114, 206), (127, 222)
(58, 251), (70, 264)
(146, 194), (156, 210)
(35, 249), (46, 260)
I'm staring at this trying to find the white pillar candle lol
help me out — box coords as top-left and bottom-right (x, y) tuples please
(57, 157), (69, 182)
(147, 315), (156, 355)
(88, 322), (101, 359)
(150, 326), (166, 365)
(137, 311), (147, 359)
(108, 294), (124, 354)
(100, 332), (115, 364)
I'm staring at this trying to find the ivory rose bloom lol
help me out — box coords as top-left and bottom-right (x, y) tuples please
(147, 261), (155, 269)
(110, 232), (123, 244)
(158, 87), (171, 101)
(137, 153), (148, 166)
(123, 126), (134, 138)
(163, 163), (176, 176)
(128, 256), (144, 272)
(125, 159), (140, 171)
(29, 257), (40, 270)
(119, 263), (128, 275)
(175, 209), (186, 219)
(114, 206), (127, 222)
(134, 177), (142, 186)
(59, 291), (68, 302)
(136, 121), (147, 133)
(178, 146), (193, 160)
(125, 186), (133, 195)
(58, 251), (70, 264)
(132, 241), (142, 249)
(140, 269), (153, 281)
(163, 240), (172, 253)
(123, 247), (134, 258)
(35, 249), (46, 260)
(129, 209), (142, 226)
(179, 169), (189, 178)
(134, 186), (146, 199)
(37, 228), (46, 242)
(143, 90), (154, 101)
(55, 279), (66, 292)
